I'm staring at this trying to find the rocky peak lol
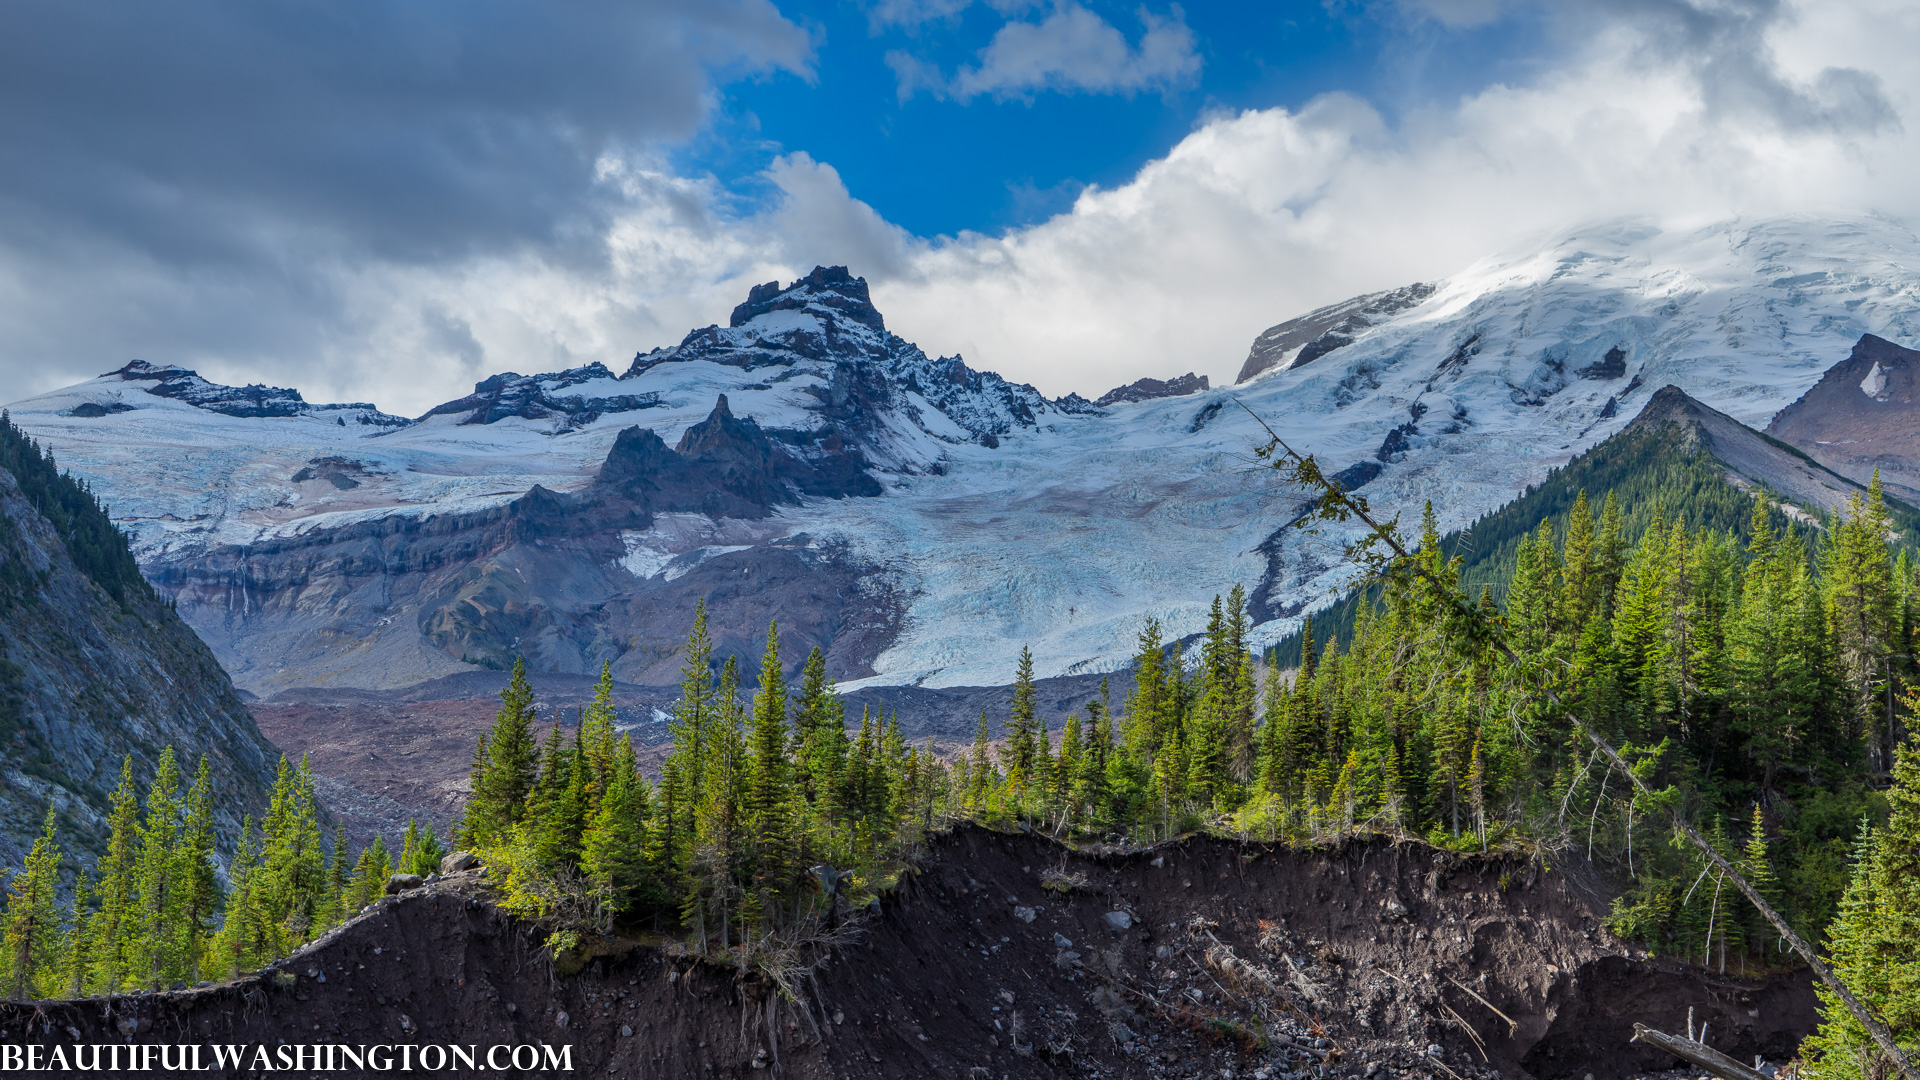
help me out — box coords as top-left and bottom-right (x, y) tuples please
(1625, 384), (1709, 429)
(418, 362), (658, 429)
(675, 394), (773, 467)
(729, 265), (885, 332)
(103, 360), (407, 425)
(1766, 333), (1920, 502)
(1238, 283), (1437, 384)
(618, 269), (1097, 447)
(593, 395), (880, 519)
(1095, 372), (1210, 407)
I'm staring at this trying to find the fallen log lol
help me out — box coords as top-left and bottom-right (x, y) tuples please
(1629, 1023), (1770, 1080)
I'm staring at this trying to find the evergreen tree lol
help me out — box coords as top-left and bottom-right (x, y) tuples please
(129, 747), (185, 989)
(582, 737), (657, 913)
(2, 807), (62, 1000)
(581, 662), (620, 805)
(91, 756), (141, 993)
(322, 825), (351, 928)
(1739, 803), (1784, 958)
(177, 755), (221, 984)
(745, 621), (796, 927)
(465, 658), (540, 847)
(1006, 646), (1040, 797)
(346, 835), (391, 913)
(58, 871), (94, 999)
(792, 647), (849, 815)
(967, 709), (995, 810)
(409, 821), (447, 878)
(1807, 731), (1920, 1080)
(257, 756), (327, 951)
(212, 817), (270, 978)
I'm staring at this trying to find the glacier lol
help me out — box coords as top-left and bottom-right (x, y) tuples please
(10, 216), (1920, 692)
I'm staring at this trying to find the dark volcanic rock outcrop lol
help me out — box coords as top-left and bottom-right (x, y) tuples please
(595, 395), (881, 518)
(730, 264), (887, 331)
(415, 362), (664, 429)
(107, 359), (408, 425)
(0, 442), (278, 869)
(1766, 333), (1920, 502)
(1238, 283), (1437, 383)
(1094, 371), (1210, 407)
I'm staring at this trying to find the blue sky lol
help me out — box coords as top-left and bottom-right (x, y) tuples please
(695, 1), (1550, 238)
(0, 0), (1914, 414)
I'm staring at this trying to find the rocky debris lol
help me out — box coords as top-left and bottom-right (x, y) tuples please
(415, 362), (664, 429)
(105, 359), (408, 425)
(1096, 372), (1211, 407)
(0, 827), (1818, 1080)
(385, 873), (425, 894)
(1238, 283), (1436, 383)
(1766, 333), (1920, 503)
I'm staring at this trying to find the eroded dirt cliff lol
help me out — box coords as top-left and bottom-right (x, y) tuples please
(0, 828), (1815, 1079)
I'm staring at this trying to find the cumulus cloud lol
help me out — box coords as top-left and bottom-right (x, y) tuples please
(888, 2), (1202, 102)
(866, 0), (1920, 398)
(4, 0), (1918, 417)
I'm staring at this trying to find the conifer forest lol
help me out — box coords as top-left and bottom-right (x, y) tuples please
(5, 477), (1920, 1078)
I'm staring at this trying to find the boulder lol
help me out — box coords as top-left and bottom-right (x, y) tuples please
(384, 873), (424, 895)
(441, 851), (481, 874)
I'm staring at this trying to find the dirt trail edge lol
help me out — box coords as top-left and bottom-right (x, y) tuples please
(0, 827), (1816, 1080)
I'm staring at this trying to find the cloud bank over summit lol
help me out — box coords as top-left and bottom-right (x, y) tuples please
(1, 0), (1916, 418)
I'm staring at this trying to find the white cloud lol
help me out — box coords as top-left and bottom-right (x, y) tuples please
(6, 0), (1920, 417)
(862, 0), (1920, 398)
(891, 2), (1202, 102)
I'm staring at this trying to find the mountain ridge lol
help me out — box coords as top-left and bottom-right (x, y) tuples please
(0, 415), (279, 869)
(13, 216), (1920, 693)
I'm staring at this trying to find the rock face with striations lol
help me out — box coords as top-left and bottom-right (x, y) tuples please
(0, 427), (278, 870)
(1766, 333), (1920, 502)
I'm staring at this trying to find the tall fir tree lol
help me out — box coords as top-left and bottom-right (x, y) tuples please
(128, 747), (185, 989)
(2, 807), (62, 1000)
(464, 658), (541, 848)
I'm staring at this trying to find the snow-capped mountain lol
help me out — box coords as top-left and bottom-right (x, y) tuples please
(10, 216), (1920, 694)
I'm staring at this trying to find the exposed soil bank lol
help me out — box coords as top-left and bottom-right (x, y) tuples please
(0, 828), (1816, 1079)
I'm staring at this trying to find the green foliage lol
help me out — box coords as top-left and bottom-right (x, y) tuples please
(0, 410), (152, 607)
(1806, 734), (1920, 1080)
(2, 808), (63, 999)
(461, 658), (540, 848)
(0, 750), (246, 998)
(9, 455), (1915, 998)
(398, 821), (445, 879)
(1257, 452), (1915, 966)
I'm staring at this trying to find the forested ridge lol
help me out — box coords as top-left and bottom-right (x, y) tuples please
(0, 411), (151, 610)
(3, 435), (1918, 1079)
